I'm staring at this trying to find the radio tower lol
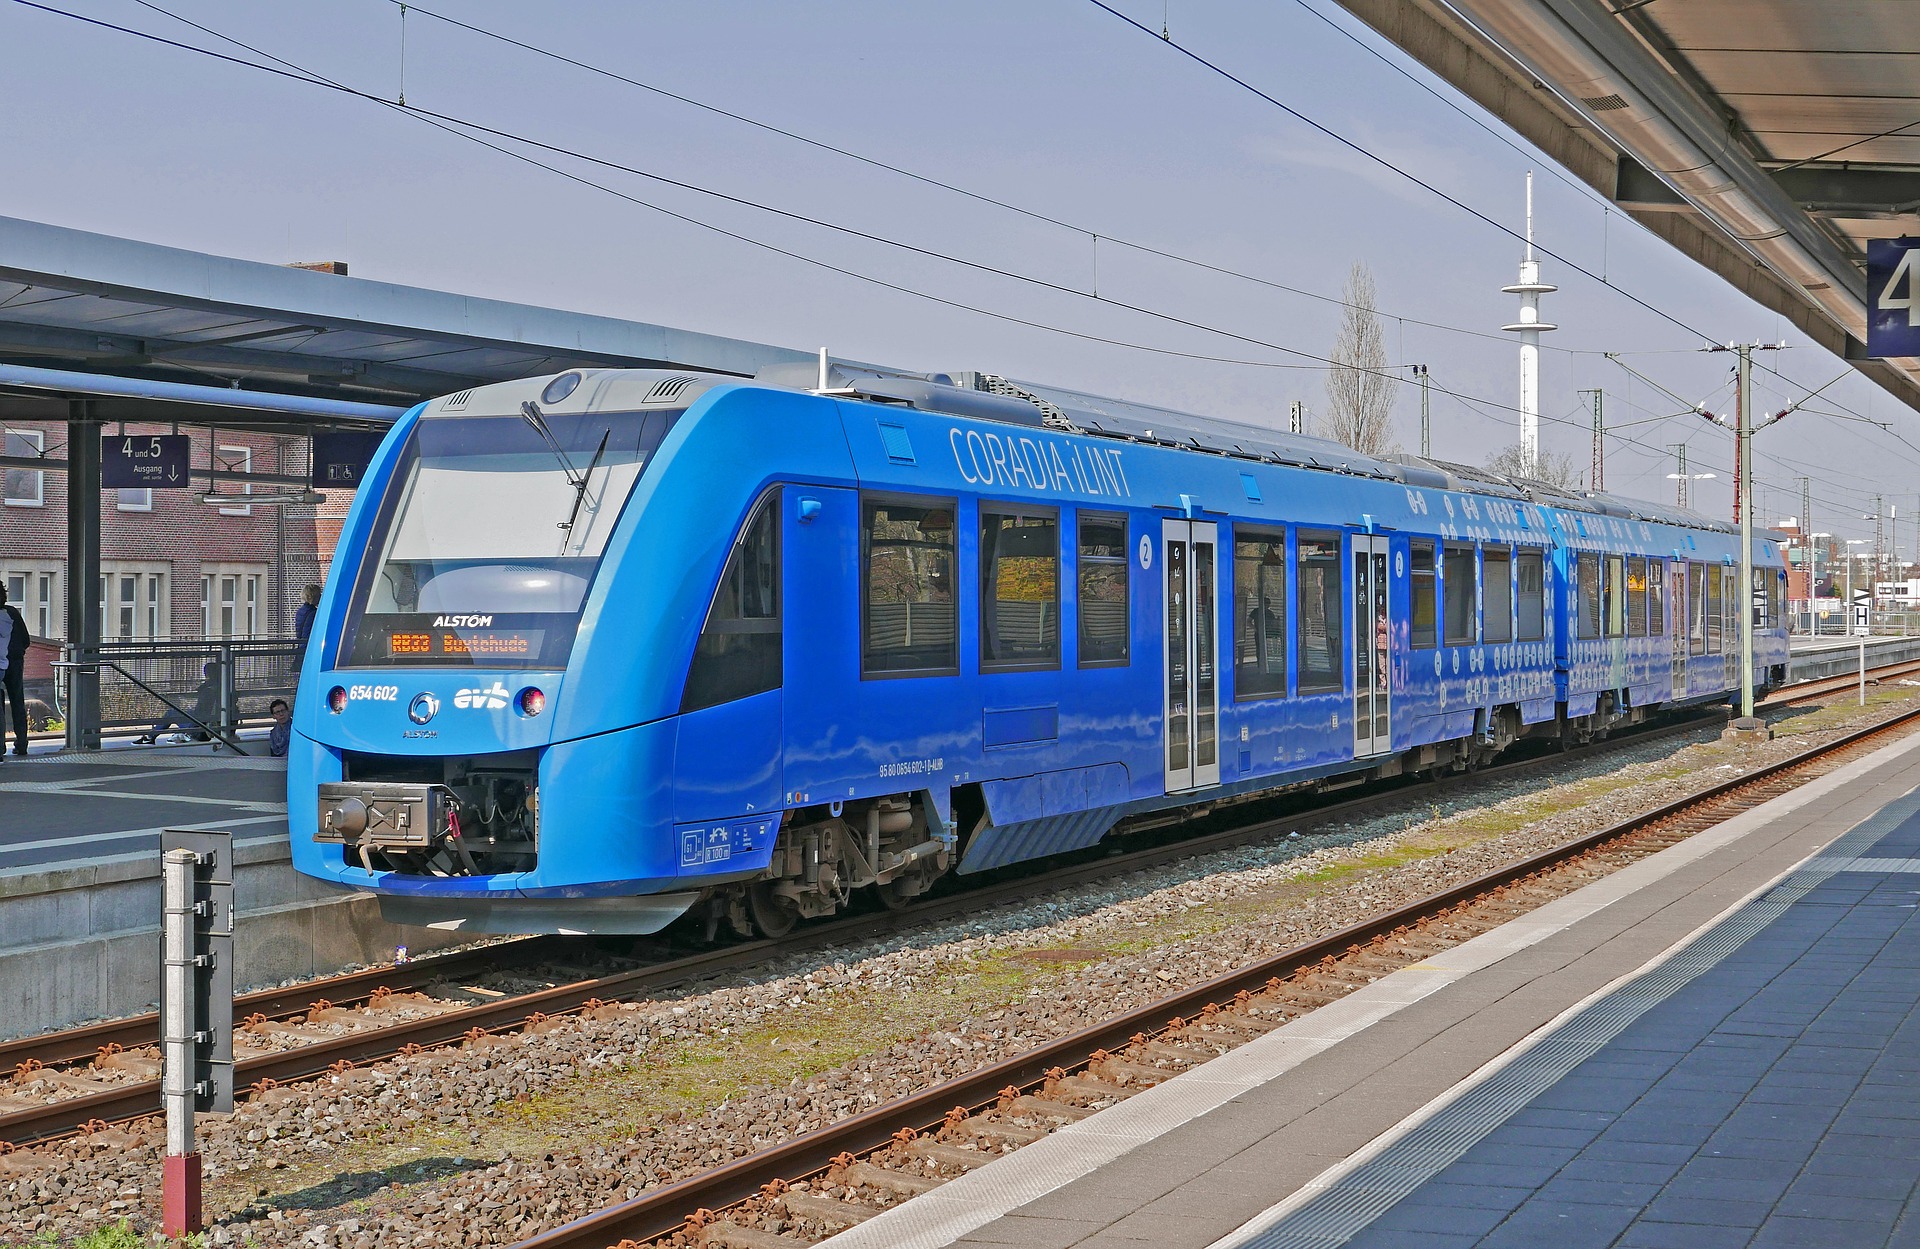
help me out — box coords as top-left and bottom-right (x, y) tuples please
(1502, 172), (1558, 477)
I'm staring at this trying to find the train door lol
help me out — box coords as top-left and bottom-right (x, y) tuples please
(1352, 534), (1392, 755)
(1669, 561), (1686, 699)
(1162, 518), (1219, 792)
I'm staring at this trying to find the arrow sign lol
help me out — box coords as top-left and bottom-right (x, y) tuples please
(102, 433), (191, 490)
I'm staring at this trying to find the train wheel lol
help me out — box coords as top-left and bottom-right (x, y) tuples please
(874, 877), (919, 911)
(747, 882), (800, 940)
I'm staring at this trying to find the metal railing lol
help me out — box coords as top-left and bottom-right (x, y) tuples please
(49, 637), (302, 750)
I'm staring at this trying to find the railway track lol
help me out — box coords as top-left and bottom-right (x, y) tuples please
(509, 699), (1920, 1249)
(0, 675), (1898, 1154)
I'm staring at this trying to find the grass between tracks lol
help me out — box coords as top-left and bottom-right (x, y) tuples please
(219, 687), (1920, 1226)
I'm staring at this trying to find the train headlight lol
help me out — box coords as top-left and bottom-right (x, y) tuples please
(517, 687), (546, 717)
(541, 372), (581, 405)
(328, 686), (347, 714)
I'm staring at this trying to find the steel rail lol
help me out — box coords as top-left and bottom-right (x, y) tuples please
(513, 703), (1920, 1249)
(0, 689), (1882, 1148)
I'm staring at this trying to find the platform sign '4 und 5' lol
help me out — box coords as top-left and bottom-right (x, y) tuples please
(102, 433), (190, 489)
(1868, 238), (1920, 359)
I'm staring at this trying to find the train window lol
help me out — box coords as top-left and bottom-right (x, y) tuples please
(1078, 512), (1130, 667)
(1295, 531), (1343, 694)
(1516, 550), (1545, 641)
(980, 505), (1060, 671)
(681, 489), (782, 713)
(1577, 553), (1602, 640)
(1234, 526), (1288, 699)
(1690, 562), (1708, 656)
(1443, 543), (1476, 646)
(1648, 561), (1666, 635)
(862, 495), (958, 677)
(1410, 541), (1437, 649)
(1751, 567), (1772, 629)
(1706, 564), (1725, 654)
(1484, 547), (1513, 644)
(1627, 557), (1649, 637)
(1604, 555), (1626, 637)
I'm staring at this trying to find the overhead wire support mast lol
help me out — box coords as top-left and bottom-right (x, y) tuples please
(1702, 341), (1787, 734)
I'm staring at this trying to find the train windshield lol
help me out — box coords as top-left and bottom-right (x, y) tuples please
(338, 408), (678, 668)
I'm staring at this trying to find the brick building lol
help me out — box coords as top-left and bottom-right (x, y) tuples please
(2, 421), (352, 646)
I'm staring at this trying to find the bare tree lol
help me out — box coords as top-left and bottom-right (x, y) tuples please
(1486, 441), (1583, 489)
(1323, 263), (1397, 456)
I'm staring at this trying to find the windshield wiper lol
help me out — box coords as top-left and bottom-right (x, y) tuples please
(559, 428), (611, 548)
(520, 400), (584, 491)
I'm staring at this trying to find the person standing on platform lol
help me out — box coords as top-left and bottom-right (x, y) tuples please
(0, 585), (28, 759)
(291, 584), (321, 672)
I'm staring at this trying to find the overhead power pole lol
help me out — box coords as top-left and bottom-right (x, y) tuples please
(1579, 388), (1604, 490)
(1702, 340), (1785, 739)
(1410, 365), (1431, 457)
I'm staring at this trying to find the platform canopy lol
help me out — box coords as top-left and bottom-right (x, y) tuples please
(0, 212), (812, 429)
(1337, 0), (1920, 412)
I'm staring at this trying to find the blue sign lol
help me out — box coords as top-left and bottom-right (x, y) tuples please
(102, 433), (190, 489)
(310, 430), (385, 487)
(1867, 238), (1920, 358)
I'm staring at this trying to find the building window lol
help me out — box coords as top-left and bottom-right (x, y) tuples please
(682, 489), (781, 713)
(979, 504), (1059, 671)
(1443, 542), (1477, 646)
(4, 566), (60, 640)
(1295, 531), (1342, 694)
(1077, 512), (1129, 667)
(1484, 547), (1513, 644)
(1410, 540), (1437, 649)
(1516, 549), (1545, 641)
(216, 444), (253, 516)
(861, 495), (957, 677)
(1233, 526), (1288, 699)
(98, 567), (168, 640)
(4, 429), (44, 507)
(116, 488), (153, 512)
(201, 566), (265, 638)
(1577, 553), (1602, 640)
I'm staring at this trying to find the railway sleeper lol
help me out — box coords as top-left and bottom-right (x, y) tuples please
(906, 1138), (995, 1171)
(1004, 1094), (1095, 1121)
(699, 1222), (810, 1249)
(960, 1118), (1049, 1145)
(839, 1159), (941, 1197)
(777, 1191), (875, 1226)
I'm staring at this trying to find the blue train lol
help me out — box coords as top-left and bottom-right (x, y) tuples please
(289, 362), (1790, 935)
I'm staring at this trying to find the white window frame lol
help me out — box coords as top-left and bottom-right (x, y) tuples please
(116, 488), (153, 512)
(98, 562), (170, 641)
(200, 562), (266, 638)
(216, 444), (253, 516)
(4, 428), (45, 507)
(3, 560), (61, 641)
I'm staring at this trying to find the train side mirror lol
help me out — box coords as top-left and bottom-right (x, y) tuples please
(798, 497), (822, 524)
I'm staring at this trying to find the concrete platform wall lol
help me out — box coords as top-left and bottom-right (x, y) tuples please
(0, 843), (470, 1041)
(1788, 634), (1920, 681)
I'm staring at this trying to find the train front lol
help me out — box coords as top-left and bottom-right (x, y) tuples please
(287, 371), (716, 933)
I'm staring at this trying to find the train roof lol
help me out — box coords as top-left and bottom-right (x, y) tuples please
(754, 363), (1738, 538)
(468, 361), (1739, 541)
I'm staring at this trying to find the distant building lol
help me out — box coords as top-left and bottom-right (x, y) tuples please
(2, 421), (352, 644)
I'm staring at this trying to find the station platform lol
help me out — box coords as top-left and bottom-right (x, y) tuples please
(823, 725), (1920, 1248)
(0, 742), (466, 1040)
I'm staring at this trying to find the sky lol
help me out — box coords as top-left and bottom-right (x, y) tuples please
(0, 0), (1914, 547)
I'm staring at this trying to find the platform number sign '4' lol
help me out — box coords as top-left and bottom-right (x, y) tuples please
(1867, 239), (1920, 359)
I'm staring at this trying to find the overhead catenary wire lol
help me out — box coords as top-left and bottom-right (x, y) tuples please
(18, 0), (1636, 431)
